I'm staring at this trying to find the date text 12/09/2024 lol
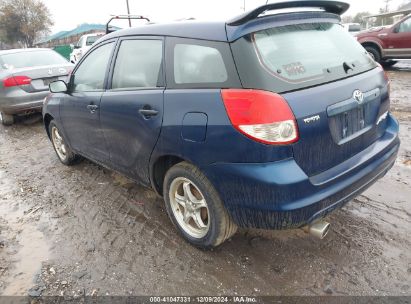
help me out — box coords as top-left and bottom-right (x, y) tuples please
(149, 297), (257, 303)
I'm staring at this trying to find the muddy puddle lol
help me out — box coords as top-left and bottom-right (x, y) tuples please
(0, 171), (51, 295)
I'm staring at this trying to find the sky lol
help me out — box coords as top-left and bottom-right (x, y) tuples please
(43, 0), (407, 33)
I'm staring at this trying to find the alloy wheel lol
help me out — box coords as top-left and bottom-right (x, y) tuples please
(169, 177), (210, 239)
(51, 126), (67, 161)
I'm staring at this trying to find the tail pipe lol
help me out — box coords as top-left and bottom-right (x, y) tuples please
(303, 220), (331, 239)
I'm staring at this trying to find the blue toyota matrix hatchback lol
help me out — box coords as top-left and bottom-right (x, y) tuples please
(43, 0), (400, 248)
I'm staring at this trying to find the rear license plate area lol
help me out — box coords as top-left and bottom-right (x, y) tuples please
(327, 90), (381, 145)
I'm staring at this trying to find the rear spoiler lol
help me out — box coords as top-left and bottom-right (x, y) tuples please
(227, 0), (349, 26)
(106, 15), (151, 34)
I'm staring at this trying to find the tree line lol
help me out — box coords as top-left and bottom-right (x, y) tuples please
(0, 0), (53, 48)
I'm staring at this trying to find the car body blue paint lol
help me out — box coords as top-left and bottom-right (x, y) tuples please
(200, 114), (399, 229)
(284, 67), (390, 176)
(100, 89), (165, 184)
(151, 89), (294, 168)
(43, 5), (400, 231)
(182, 112), (208, 142)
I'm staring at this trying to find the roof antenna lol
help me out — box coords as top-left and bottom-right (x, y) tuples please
(266, 0), (269, 4)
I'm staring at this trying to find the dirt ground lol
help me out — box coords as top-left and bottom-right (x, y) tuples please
(0, 62), (410, 297)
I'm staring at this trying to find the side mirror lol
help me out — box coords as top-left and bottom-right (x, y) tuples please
(393, 25), (400, 33)
(49, 80), (68, 93)
(70, 44), (74, 50)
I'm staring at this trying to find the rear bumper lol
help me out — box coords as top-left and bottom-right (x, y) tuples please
(201, 113), (400, 230)
(0, 91), (48, 115)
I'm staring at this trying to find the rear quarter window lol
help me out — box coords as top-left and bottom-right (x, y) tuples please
(166, 38), (241, 89)
(174, 44), (227, 84)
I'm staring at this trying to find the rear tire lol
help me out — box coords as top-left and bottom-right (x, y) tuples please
(0, 112), (14, 126)
(364, 46), (381, 63)
(381, 60), (397, 68)
(163, 162), (237, 249)
(49, 120), (80, 166)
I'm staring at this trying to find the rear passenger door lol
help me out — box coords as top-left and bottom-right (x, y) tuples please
(100, 37), (165, 184)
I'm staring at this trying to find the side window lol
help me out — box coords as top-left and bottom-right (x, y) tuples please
(399, 18), (411, 33)
(111, 39), (163, 90)
(73, 42), (114, 92)
(174, 44), (228, 84)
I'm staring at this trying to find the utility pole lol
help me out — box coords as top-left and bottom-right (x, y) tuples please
(126, 0), (132, 27)
(383, 0), (392, 13)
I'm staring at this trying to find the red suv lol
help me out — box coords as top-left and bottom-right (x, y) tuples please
(356, 14), (411, 66)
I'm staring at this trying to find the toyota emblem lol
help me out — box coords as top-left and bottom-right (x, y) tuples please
(353, 90), (364, 104)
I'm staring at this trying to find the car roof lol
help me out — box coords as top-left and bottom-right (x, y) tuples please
(0, 48), (52, 55)
(99, 1), (349, 43)
(103, 21), (228, 42)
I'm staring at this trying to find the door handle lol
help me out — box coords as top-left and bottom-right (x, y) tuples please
(139, 108), (159, 118)
(87, 104), (99, 113)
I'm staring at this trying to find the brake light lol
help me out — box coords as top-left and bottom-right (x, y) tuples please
(2, 76), (32, 87)
(376, 63), (389, 81)
(221, 89), (299, 145)
(376, 63), (390, 94)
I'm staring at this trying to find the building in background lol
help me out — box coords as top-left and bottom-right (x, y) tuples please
(35, 24), (108, 59)
(363, 3), (411, 28)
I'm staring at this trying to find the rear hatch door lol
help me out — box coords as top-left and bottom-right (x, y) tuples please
(284, 68), (389, 176)
(230, 16), (390, 176)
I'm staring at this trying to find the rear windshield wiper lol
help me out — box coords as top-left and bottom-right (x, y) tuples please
(343, 62), (354, 74)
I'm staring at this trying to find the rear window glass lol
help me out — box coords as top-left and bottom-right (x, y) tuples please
(174, 44), (228, 84)
(0, 50), (68, 69)
(253, 23), (374, 84)
(231, 21), (377, 93)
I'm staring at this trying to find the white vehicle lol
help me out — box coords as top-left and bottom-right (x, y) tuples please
(69, 33), (105, 64)
(342, 23), (362, 35)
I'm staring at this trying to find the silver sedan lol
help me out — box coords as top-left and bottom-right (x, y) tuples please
(0, 48), (73, 125)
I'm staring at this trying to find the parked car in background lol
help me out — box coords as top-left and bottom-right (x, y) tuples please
(342, 23), (361, 35)
(43, 0), (399, 248)
(0, 48), (73, 125)
(70, 33), (105, 64)
(356, 14), (411, 66)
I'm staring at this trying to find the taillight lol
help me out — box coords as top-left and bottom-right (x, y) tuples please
(2, 76), (32, 88)
(221, 89), (299, 145)
(376, 63), (390, 94)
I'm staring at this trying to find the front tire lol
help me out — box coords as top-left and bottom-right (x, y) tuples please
(163, 162), (237, 249)
(364, 46), (381, 63)
(49, 121), (80, 165)
(0, 112), (14, 126)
